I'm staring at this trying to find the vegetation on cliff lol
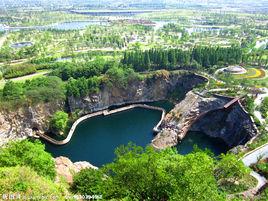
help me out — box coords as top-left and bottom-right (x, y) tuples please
(0, 140), (72, 200)
(71, 143), (252, 201)
(0, 140), (257, 200)
(49, 111), (69, 135)
(0, 166), (67, 200)
(0, 140), (56, 180)
(260, 97), (268, 121)
(0, 76), (65, 109)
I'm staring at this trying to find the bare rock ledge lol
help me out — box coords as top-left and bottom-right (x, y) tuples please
(54, 156), (98, 183)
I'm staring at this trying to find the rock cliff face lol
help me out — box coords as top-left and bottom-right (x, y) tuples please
(152, 92), (258, 149)
(0, 102), (63, 146)
(54, 156), (97, 183)
(190, 102), (258, 147)
(68, 72), (207, 114)
(0, 72), (207, 146)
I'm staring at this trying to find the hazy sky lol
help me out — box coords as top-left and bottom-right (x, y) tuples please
(0, 0), (267, 7)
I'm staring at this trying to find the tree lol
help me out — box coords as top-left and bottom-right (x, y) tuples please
(66, 77), (80, 97)
(260, 97), (268, 118)
(2, 81), (24, 100)
(215, 153), (250, 181)
(72, 144), (226, 201)
(0, 140), (56, 180)
(160, 51), (169, 67)
(72, 168), (104, 195)
(24, 76), (65, 104)
(144, 51), (151, 70)
(168, 50), (177, 68)
(49, 111), (69, 135)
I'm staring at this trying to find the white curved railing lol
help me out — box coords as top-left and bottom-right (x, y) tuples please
(38, 104), (165, 145)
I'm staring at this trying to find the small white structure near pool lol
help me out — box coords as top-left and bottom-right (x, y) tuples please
(223, 65), (247, 74)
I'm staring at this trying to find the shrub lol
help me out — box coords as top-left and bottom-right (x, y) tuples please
(215, 153), (250, 181)
(260, 97), (268, 119)
(0, 140), (56, 180)
(2, 81), (24, 101)
(4, 64), (37, 79)
(0, 166), (67, 200)
(24, 76), (65, 104)
(50, 111), (69, 135)
(72, 168), (103, 195)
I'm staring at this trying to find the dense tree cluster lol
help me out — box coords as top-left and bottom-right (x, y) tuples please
(0, 44), (39, 62)
(65, 66), (139, 98)
(72, 144), (250, 201)
(3, 64), (37, 79)
(66, 76), (101, 98)
(0, 140), (68, 200)
(83, 32), (125, 49)
(52, 59), (113, 81)
(0, 139), (253, 200)
(105, 66), (140, 88)
(122, 46), (243, 71)
(1, 76), (65, 107)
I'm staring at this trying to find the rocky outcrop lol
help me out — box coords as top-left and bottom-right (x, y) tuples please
(68, 72), (207, 114)
(190, 102), (258, 147)
(0, 101), (63, 146)
(152, 91), (258, 149)
(54, 156), (98, 183)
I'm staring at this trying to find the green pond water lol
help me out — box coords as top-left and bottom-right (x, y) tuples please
(44, 101), (229, 167)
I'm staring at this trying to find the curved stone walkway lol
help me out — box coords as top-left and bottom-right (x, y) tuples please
(38, 104), (165, 145)
(254, 87), (268, 126)
(234, 144), (268, 199)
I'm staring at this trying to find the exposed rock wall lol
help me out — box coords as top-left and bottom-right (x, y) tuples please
(68, 72), (207, 114)
(152, 91), (258, 149)
(190, 103), (258, 147)
(0, 102), (63, 146)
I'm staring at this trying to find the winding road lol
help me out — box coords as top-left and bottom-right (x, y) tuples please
(253, 87), (268, 125)
(239, 144), (268, 198)
(237, 87), (268, 197)
(205, 70), (268, 197)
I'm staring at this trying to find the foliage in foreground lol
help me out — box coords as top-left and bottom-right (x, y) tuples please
(0, 140), (56, 180)
(72, 144), (251, 201)
(0, 166), (67, 200)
